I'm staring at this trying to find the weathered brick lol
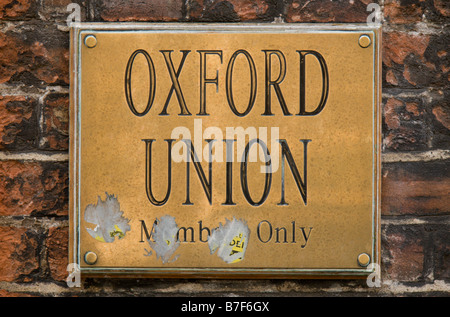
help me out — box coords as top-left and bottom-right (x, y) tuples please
(430, 90), (450, 149)
(226, 0), (271, 20)
(0, 29), (24, 84)
(433, 0), (450, 20)
(187, 0), (271, 21)
(382, 225), (424, 282)
(286, 0), (374, 23)
(0, 23), (69, 86)
(0, 226), (39, 282)
(431, 225), (450, 280)
(0, 161), (68, 216)
(382, 160), (450, 216)
(432, 104), (450, 130)
(47, 226), (68, 282)
(0, 95), (38, 151)
(0, 0), (36, 20)
(383, 31), (449, 88)
(0, 161), (43, 216)
(40, 93), (69, 151)
(0, 0), (447, 296)
(384, 0), (424, 24)
(384, 0), (450, 24)
(95, 0), (183, 21)
(1, 0), (87, 22)
(38, 0), (87, 23)
(0, 289), (34, 297)
(382, 90), (450, 151)
(383, 96), (430, 151)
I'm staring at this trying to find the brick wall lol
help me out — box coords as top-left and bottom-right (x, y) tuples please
(0, 0), (448, 296)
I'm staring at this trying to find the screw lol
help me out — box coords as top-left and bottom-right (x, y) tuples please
(84, 251), (98, 265)
(357, 253), (371, 267)
(84, 35), (97, 48)
(358, 35), (371, 48)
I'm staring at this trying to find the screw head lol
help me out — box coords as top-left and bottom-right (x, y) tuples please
(84, 35), (97, 48)
(84, 251), (98, 265)
(358, 35), (371, 48)
(357, 253), (371, 267)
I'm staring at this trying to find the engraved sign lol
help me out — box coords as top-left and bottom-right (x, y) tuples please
(69, 23), (381, 278)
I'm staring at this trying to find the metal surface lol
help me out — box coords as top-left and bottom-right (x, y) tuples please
(69, 23), (381, 278)
(84, 35), (97, 48)
(358, 34), (372, 48)
(84, 251), (98, 265)
(357, 253), (371, 267)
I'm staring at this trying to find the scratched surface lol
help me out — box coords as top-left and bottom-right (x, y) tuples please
(69, 24), (381, 276)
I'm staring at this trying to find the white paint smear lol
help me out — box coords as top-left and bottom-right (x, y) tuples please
(84, 193), (131, 243)
(208, 218), (250, 264)
(147, 215), (180, 264)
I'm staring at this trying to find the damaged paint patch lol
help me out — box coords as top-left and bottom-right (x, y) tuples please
(147, 215), (180, 264)
(84, 193), (131, 243)
(208, 218), (250, 264)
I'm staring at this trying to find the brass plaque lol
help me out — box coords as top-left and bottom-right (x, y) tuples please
(69, 23), (381, 278)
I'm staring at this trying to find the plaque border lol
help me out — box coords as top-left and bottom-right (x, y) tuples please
(69, 23), (382, 279)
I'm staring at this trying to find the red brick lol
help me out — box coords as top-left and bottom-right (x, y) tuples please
(383, 32), (429, 87)
(0, 0), (447, 295)
(228, 0), (269, 20)
(431, 91), (450, 149)
(38, 0), (86, 22)
(432, 105), (450, 130)
(383, 33), (429, 69)
(383, 96), (430, 151)
(382, 161), (450, 216)
(29, 40), (69, 85)
(382, 88), (450, 151)
(0, 0), (35, 20)
(382, 225), (424, 281)
(0, 95), (38, 151)
(0, 161), (43, 216)
(286, 0), (372, 23)
(0, 24), (69, 86)
(1, 0), (88, 22)
(0, 161), (68, 216)
(0, 31), (25, 84)
(0, 289), (34, 297)
(40, 93), (69, 151)
(384, 0), (450, 24)
(97, 0), (183, 21)
(384, 0), (424, 24)
(385, 69), (399, 86)
(187, 0), (270, 21)
(384, 90), (450, 151)
(434, 0), (450, 18)
(47, 227), (69, 282)
(0, 227), (39, 282)
(383, 31), (449, 88)
(432, 226), (450, 280)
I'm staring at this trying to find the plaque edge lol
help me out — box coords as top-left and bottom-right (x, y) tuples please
(68, 23), (382, 279)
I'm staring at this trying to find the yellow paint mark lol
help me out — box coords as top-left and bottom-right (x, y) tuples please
(229, 233), (245, 257)
(109, 225), (125, 239)
(95, 235), (106, 242)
